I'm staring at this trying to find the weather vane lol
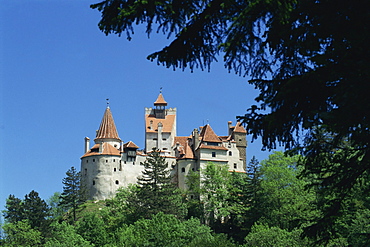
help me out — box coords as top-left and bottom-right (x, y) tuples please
(106, 98), (110, 107)
(160, 87), (163, 93)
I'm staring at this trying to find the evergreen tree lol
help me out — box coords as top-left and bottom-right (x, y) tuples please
(3, 191), (50, 232)
(23, 190), (50, 232)
(131, 148), (186, 220)
(245, 156), (263, 230)
(3, 195), (24, 224)
(59, 167), (85, 221)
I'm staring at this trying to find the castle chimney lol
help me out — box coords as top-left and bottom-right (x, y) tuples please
(84, 137), (90, 153)
(193, 128), (199, 150)
(228, 121), (233, 135)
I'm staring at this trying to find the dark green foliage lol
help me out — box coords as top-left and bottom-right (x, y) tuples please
(3, 195), (24, 224)
(23, 191), (51, 230)
(108, 149), (186, 224)
(297, 128), (370, 242)
(244, 156), (263, 230)
(59, 166), (86, 221)
(3, 191), (50, 233)
(134, 148), (186, 220)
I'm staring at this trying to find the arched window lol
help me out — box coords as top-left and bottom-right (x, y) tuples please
(181, 167), (185, 173)
(115, 180), (119, 185)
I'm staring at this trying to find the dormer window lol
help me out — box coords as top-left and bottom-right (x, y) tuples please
(207, 142), (219, 146)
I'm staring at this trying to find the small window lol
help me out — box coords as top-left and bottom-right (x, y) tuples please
(192, 168), (195, 171)
(181, 167), (185, 173)
(114, 168), (116, 172)
(234, 163), (237, 169)
(113, 159), (116, 162)
(163, 148), (168, 150)
(162, 138), (167, 141)
(84, 168), (87, 176)
(106, 160), (108, 163)
(212, 152), (216, 157)
(86, 159), (88, 163)
(124, 161), (127, 164)
(115, 180), (119, 185)
(229, 151), (232, 156)
(93, 159), (95, 162)
(93, 180), (95, 185)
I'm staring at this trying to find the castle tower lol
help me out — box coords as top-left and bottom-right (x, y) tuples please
(81, 106), (123, 200)
(144, 92), (177, 155)
(228, 121), (247, 169)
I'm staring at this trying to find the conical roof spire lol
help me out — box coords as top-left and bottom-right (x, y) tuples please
(154, 93), (167, 106)
(95, 106), (121, 142)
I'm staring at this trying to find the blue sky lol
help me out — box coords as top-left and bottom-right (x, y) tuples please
(0, 0), (277, 207)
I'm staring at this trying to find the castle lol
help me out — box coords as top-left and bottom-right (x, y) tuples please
(81, 93), (247, 200)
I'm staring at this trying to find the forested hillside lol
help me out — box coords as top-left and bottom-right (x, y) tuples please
(2, 150), (369, 246)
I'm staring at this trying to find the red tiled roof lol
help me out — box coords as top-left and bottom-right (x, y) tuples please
(81, 143), (121, 158)
(174, 136), (195, 159)
(233, 122), (247, 133)
(95, 107), (121, 141)
(174, 136), (188, 146)
(199, 124), (222, 143)
(145, 114), (175, 133)
(124, 141), (139, 149)
(183, 140), (195, 159)
(154, 93), (167, 106)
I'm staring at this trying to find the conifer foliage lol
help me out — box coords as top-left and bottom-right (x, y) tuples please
(4, 190), (50, 231)
(59, 166), (85, 221)
(133, 148), (185, 219)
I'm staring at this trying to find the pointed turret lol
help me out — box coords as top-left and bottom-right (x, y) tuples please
(154, 93), (168, 106)
(95, 106), (121, 143)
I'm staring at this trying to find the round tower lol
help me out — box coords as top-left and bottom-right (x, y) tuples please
(80, 106), (123, 200)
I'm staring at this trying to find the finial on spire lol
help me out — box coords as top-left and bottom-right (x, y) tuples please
(106, 98), (110, 108)
(160, 87), (163, 93)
